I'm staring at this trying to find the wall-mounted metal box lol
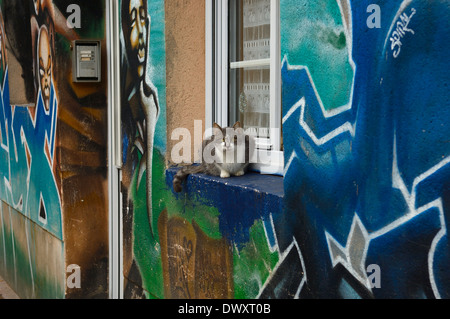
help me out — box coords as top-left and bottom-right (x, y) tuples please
(72, 40), (101, 83)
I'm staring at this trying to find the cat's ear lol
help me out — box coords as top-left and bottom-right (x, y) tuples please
(233, 121), (242, 129)
(212, 123), (223, 138)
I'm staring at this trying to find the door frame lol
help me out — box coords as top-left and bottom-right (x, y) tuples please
(106, 0), (123, 299)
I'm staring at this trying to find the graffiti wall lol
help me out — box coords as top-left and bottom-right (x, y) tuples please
(119, 0), (167, 298)
(0, 0), (108, 298)
(280, 0), (450, 298)
(52, 0), (447, 300)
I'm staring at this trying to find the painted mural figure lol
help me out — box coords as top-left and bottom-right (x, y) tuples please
(120, 0), (161, 298)
(37, 25), (52, 112)
(36, 24), (58, 155)
(121, 0), (160, 239)
(30, 0), (79, 101)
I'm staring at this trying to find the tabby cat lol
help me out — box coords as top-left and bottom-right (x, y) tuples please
(172, 122), (254, 193)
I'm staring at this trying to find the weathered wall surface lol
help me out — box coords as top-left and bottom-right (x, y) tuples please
(165, 0), (205, 165)
(280, 0), (450, 298)
(0, 0), (108, 298)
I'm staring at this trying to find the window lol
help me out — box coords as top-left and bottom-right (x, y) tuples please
(206, 0), (283, 175)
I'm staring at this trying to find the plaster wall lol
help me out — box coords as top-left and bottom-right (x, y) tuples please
(165, 0), (205, 164)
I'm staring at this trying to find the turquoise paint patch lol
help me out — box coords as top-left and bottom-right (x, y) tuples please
(281, 0), (354, 111)
(148, 1), (167, 154)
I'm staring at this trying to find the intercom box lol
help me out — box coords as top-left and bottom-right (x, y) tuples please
(72, 40), (101, 83)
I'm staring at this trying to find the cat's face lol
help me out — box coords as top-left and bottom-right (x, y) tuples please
(212, 122), (244, 155)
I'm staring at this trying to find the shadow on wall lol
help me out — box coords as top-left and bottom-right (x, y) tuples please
(2, 0), (34, 104)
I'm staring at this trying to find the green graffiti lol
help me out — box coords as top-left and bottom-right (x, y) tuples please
(281, 0), (354, 111)
(233, 220), (279, 299)
(132, 150), (223, 298)
(131, 150), (279, 299)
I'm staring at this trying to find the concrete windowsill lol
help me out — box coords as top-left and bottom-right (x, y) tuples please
(165, 167), (284, 200)
(165, 167), (284, 245)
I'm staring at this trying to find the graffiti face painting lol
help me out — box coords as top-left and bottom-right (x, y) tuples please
(126, 0), (148, 81)
(38, 26), (52, 111)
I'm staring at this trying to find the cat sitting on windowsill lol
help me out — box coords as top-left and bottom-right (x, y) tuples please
(172, 121), (255, 193)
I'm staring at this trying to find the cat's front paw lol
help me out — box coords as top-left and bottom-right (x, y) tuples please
(220, 171), (231, 178)
(234, 170), (245, 177)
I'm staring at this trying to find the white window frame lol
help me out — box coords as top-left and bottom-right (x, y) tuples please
(205, 0), (284, 176)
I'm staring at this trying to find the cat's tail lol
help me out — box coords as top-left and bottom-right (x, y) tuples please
(172, 165), (205, 193)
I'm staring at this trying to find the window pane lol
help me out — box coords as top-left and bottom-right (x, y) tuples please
(229, 0), (272, 147)
(229, 0), (271, 63)
(229, 67), (271, 147)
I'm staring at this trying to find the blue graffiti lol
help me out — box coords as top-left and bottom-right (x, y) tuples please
(277, 0), (450, 298)
(0, 68), (62, 239)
